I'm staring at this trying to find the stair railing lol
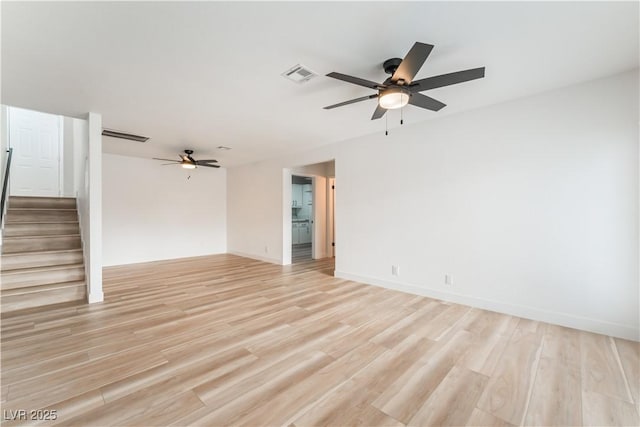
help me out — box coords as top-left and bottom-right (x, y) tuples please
(1, 148), (13, 226)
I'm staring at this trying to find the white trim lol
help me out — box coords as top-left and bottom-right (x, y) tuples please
(57, 115), (64, 197)
(334, 270), (640, 342)
(327, 177), (335, 258)
(282, 168), (292, 266)
(229, 250), (283, 265)
(88, 291), (104, 304)
(86, 113), (103, 304)
(311, 175), (327, 260)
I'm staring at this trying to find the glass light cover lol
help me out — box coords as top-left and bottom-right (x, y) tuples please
(379, 88), (409, 109)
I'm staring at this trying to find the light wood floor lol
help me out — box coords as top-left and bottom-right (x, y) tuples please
(1, 254), (638, 426)
(292, 243), (312, 263)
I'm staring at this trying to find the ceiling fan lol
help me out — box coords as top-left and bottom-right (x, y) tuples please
(324, 42), (485, 120)
(153, 150), (220, 169)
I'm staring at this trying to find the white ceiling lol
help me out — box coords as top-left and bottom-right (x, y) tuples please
(2, 1), (638, 167)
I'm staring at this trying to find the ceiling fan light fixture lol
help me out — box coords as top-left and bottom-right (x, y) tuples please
(379, 88), (409, 110)
(181, 161), (196, 169)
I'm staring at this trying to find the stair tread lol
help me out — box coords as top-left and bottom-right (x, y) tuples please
(3, 234), (81, 240)
(10, 196), (76, 199)
(5, 219), (78, 227)
(7, 209), (77, 213)
(1, 262), (84, 275)
(2, 248), (83, 257)
(2, 280), (85, 296)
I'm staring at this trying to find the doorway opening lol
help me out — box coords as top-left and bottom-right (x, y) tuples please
(285, 160), (335, 266)
(291, 175), (312, 262)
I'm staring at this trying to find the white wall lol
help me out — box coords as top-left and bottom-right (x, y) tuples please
(227, 69), (639, 340)
(228, 161), (282, 263)
(60, 116), (90, 197)
(0, 106), (8, 239)
(292, 161), (334, 178)
(102, 153), (227, 266)
(62, 117), (74, 196)
(0, 106), (8, 180)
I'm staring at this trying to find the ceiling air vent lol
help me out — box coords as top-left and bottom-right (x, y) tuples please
(102, 129), (150, 143)
(281, 64), (317, 83)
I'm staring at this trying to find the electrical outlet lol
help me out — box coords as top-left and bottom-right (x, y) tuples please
(445, 274), (452, 285)
(391, 265), (400, 276)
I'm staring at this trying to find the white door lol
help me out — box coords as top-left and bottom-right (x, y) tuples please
(9, 107), (62, 196)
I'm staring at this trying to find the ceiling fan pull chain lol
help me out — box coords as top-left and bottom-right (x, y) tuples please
(385, 113), (388, 136)
(401, 108), (404, 125)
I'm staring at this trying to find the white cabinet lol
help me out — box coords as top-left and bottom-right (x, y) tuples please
(299, 223), (311, 244)
(292, 222), (311, 244)
(292, 223), (300, 244)
(301, 184), (312, 218)
(292, 184), (303, 207)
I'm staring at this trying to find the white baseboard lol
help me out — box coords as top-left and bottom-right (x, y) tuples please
(334, 270), (639, 342)
(228, 250), (283, 265)
(88, 291), (104, 304)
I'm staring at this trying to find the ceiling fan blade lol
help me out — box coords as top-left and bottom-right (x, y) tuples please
(195, 159), (218, 163)
(324, 94), (378, 110)
(371, 104), (387, 120)
(153, 158), (180, 162)
(408, 93), (446, 111)
(161, 163), (179, 166)
(198, 163), (220, 168)
(409, 67), (485, 92)
(326, 72), (382, 90)
(392, 42), (434, 83)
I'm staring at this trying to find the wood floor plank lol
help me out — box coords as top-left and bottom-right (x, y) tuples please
(117, 390), (205, 427)
(233, 341), (388, 427)
(476, 323), (543, 425)
(407, 365), (488, 426)
(523, 357), (582, 426)
(581, 390), (639, 427)
(465, 408), (515, 426)
(60, 350), (258, 426)
(192, 351), (334, 426)
(580, 331), (634, 402)
(614, 337), (640, 412)
(369, 301), (446, 349)
(372, 330), (474, 423)
(459, 331), (510, 376)
(291, 379), (403, 427)
(541, 323), (581, 368)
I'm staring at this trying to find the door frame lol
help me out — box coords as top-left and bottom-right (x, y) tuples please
(284, 169), (330, 265)
(327, 177), (335, 258)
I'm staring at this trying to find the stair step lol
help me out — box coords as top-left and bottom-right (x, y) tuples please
(1, 263), (85, 290)
(5, 208), (78, 223)
(1, 249), (84, 271)
(9, 196), (76, 209)
(1, 281), (86, 313)
(2, 234), (81, 254)
(3, 221), (80, 237)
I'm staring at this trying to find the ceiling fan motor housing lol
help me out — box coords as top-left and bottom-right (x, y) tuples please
(383, 58), (403, 76)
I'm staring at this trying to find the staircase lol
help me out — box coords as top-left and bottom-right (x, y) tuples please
(1, 196), (86, 313)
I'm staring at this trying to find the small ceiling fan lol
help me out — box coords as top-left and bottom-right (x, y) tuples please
(153, 150), (220, 169)
(324, 42), (485, 120)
